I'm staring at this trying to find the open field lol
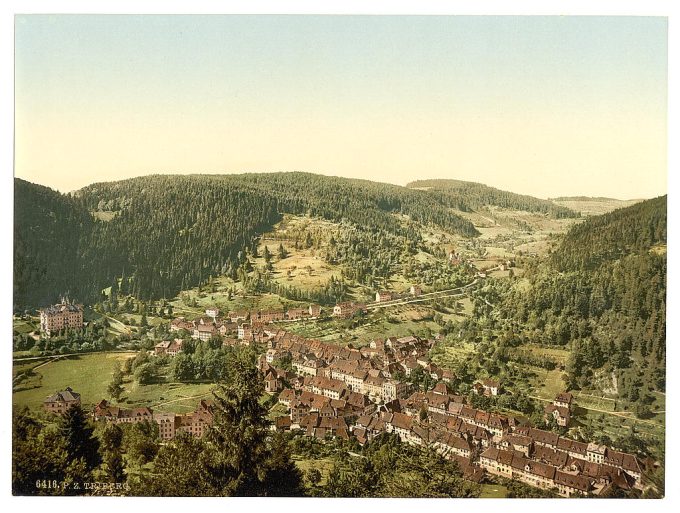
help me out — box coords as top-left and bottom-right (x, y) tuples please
(573, 403), (665, 453)
(12, 351), (136, 410)
(12, 350), (216, 414)
(255, 244), (340, 291)
(523, 365), (566, 401)
(551, 198), (642, 217)
(480, 483), (509, 498)
(13, 357), (50, 378)
(13, 319), (37, 335)
(521, 345), (570, 366)
(122, 381), (214, 414)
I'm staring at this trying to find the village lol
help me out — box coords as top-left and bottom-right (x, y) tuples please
(39, 298), (646, 498)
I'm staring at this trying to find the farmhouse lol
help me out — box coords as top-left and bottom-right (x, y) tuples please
(285, 307), (308, 320)
(332, 302), (366, 318)
(481, 379), (502, 396)
(154, 339), (184, 356)
(554, 391), (574, 411)
(170, 317), (195, 333)
(545, 403), (571, 427)
(227, 310), (248, 322)
(375, 291), (393, 302)
(44, 387), (81, 415)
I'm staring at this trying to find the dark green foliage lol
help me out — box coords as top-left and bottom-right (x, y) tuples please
(136, 347), (303, 496)
(500, 197), (666, 398)
(320, 433), (479, 498)
(205, 348), (281, 496)
(58, 404), (102, 473)
(407, 178), (578, 218)
(13, 405), (103, 496)
(14, 179), (93, 308)
(108, 362), (124, 400)
(14, 173), (484, 309)
(169, 341), (231, 382)
(122, 421), (159, 466)
(132, 432), (222, 496)
(12, 407), (67, 495)
(551, 195), (666, 271)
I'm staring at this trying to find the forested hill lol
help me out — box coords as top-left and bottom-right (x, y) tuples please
(406, 179), (577, 218)
(500, 195), (666, 400)
(14, 179), (92, 308)
(550, 195), (667, 271)
(79, 173), (479, 239)
(15, 173), (485, 309)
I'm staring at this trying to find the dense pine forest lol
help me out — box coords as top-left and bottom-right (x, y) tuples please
(17, 172), (548, 309)
(407, 179), (578, 218)
(14, 179), (93, 308)
(499, 196), (667, 408)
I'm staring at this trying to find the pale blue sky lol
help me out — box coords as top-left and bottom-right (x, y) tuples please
(15, 15), (667, 198)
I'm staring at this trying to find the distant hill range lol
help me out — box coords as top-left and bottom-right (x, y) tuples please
(13, 172), (584, 309)
(407, 179), (576, 218)
(550, 196), (621, 201)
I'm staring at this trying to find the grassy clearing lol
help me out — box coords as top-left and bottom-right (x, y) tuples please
(293, 456), (336, 486)
(525, 365), (567, 401)
(430, 340), (476, 370)
(267, 402), (289, 421)
(522, 345), (570, 365)
(90, 210), (117, 221)
(255, 245), (340, 291)
(574, 406), (665, 451)
(551, 198), (641, 217)
(12, 351), (136, 410)
(484, 246), (514, 258)
(480, 483), (509, 498)
(13, 319), (37, 335)
(12, 350), (215, 414)
(122, 381), (215, 414)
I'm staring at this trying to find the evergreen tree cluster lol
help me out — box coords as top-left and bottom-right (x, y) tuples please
(407, 178), (578, 218)
(14, 173), (487, 309)
(499, 196), (666, 399)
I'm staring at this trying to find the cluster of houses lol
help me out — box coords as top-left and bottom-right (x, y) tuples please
(259, 329), (443, 402)
(169, 305), (323, 342)
(39, 312), (642, 498)
(270, 380), (644, 497)
(246, 328), (645, 496)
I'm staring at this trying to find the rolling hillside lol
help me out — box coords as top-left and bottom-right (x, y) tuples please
(407, 178), (577, 218)
(15, 173), (578, 309)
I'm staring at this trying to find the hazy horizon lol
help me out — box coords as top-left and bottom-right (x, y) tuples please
(15, 15), (667, 200)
